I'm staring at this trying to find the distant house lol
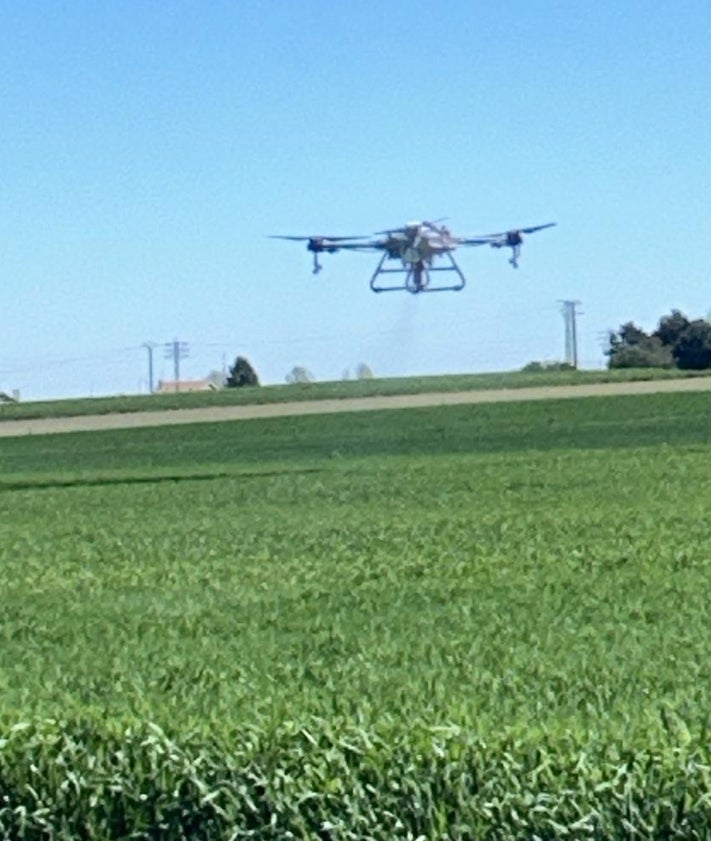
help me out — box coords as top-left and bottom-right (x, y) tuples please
(155, 379), (216, 394)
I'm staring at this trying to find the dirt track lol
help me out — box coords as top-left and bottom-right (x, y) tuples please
(2, 377), (711, 439)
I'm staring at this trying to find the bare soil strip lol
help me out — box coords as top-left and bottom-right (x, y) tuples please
(2, 377), (711, 439)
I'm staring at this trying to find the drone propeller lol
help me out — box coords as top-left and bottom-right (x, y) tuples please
(460, 222), (556, 245)
(475, 222), (556, 240)
(268, 234), (370, 242)
(517, 222), (556, 235)
(269, 233), (372, 275)
(457, 222), (556, 268)
(374, 227), (405, 235)
(374, 218), (448, 236)
(422, 217), (449, 231)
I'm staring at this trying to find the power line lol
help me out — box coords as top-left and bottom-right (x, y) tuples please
(0, 346), (140, 375)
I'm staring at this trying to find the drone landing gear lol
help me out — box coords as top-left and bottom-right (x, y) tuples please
(369, 253), (466, 294)
(491, 238), (521, 268)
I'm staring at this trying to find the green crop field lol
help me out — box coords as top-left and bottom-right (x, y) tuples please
(1, 392), (711, 838)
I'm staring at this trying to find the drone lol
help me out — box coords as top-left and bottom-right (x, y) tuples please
(270, 220), (555, 294)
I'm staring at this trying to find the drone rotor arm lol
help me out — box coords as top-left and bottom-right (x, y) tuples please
(456, 236), (497, 246)
(327, 238), (386, 251)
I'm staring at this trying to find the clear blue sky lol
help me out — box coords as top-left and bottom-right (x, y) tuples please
(2, 1), (710, 399)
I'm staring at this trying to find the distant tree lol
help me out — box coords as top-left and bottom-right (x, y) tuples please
(226, 356), (260, 387)
(608, 342), (674, 369)
(606, 322), (674, 369)
(672, 320), (711, 370)
(286, 365), (314, 383)
(355, 362), (374, 380)
(607, 309), (711, 371)
(654, 309), (691, 348)
(614, 322), (651, 348)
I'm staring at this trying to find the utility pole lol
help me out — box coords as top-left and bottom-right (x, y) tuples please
(558, 300), (582, 368)
(164, 339), (189, 391)
(142, 341), (157, 394)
